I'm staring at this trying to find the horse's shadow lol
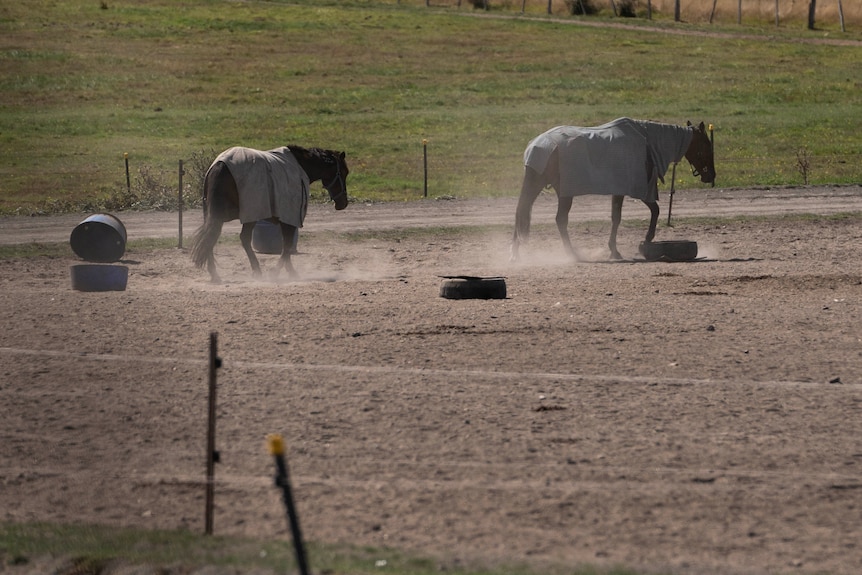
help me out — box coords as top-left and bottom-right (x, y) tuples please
(585, 256), (760, 264)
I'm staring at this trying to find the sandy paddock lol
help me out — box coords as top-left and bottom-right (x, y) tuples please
(2, 191), (862, 575)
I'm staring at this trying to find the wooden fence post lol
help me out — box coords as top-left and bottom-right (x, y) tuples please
(837, 0), (845, 32)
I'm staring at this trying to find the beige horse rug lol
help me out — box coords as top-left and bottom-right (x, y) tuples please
(524, 118), (692, 202)
(209, 146), (309, 227)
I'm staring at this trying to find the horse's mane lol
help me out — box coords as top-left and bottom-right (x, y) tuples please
(286, 145), (338, 164)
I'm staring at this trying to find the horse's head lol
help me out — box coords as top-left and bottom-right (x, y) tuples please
(685, 121), (716, 184)
(322, 150), (349, 211)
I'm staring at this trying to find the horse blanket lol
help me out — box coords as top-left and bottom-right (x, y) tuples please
(524, 118), (693, 202)
(210, 146), (309, 227)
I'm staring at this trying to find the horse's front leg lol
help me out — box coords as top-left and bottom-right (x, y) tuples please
(644, 200), (660, 243)
(555, 195), (578, 261)
(277, 223), (299, 279)
(240, 223), (262, 277)
(609, 195), (624, 259)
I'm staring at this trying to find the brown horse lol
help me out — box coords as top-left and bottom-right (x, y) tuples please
(191, 145), (349, 282)
(510, 118), (715, 262)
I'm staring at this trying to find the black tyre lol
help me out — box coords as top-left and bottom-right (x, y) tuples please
(639, 240), (698, 262)
(440, 276), (507, 299)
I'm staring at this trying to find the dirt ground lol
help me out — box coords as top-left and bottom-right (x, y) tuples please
(2, 188), (862, 575)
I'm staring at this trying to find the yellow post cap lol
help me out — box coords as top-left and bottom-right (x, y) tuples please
(267, 434), (285, 456)
(124, 152), (129, 159)
(708, 124), (714, 131)
(422, 139), (428, 145)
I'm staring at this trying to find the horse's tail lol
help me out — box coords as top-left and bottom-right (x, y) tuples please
(191, 166), (223, 269)
(513, 166), (544, 244)
(191, 216), (223, 270)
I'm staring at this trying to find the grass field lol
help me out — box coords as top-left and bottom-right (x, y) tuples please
(2, 0), (861, 214)
(2, 4), (862, 574)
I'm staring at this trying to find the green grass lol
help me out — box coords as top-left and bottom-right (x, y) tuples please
(0, 522), (648, 575)
(1, 0), (860, 215)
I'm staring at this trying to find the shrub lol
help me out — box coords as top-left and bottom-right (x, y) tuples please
(565, 0), (599, 16)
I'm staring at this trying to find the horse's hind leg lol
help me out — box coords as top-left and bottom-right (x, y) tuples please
(555, 195), (578, 261)
(609, 195), (624, 260)
(206, 254), (221, 284)
(240, 223), (262, 277)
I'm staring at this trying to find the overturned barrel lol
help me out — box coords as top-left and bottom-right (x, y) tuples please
(70, 213), (127, 263)
(70, 264), (129, 292)
(252, 220), (298, 254)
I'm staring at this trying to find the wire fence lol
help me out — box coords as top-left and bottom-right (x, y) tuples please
(410, 0), (860, 31)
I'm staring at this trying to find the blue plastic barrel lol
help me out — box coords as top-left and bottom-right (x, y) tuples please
(252, 220), (298, 254)
(70, 213), (127, 263)
(70, 264), (129, 292)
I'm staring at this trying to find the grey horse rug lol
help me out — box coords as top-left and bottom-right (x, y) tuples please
(524, 118), (693, 202)
(209, 146), (309, 227)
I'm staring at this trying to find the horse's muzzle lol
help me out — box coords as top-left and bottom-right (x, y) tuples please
(693, 166), (716, 184)
(330, 187), (349, 210)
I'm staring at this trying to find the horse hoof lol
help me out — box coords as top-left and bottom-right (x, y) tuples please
(267, 268), (284, 281)
(509, 246), (520, 263)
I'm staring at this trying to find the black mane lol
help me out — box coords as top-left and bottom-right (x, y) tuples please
(286, 145), (338, 165)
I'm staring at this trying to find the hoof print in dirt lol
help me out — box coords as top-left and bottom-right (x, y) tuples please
(639, 240), (698, 262)
(439, 276), (507, 300)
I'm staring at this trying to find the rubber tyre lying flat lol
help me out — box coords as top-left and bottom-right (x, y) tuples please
(440, 277), (507, 300)
(639, 240), (698, 262)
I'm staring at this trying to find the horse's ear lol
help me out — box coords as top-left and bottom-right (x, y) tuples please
(687, 120), (692, 127)
(698, 121), (706, 132)
(339, 151), (346, 160)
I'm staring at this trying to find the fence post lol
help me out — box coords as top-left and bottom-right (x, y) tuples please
(837, 0), (845, 32)
(709, 124), (715, 188)
(268, 434), (311, 575)
(667, 163), (677, 226)
(178, 160), (185, 249)
(423, 139), (428, 198)
(205, 332), (221, 535)
(124, 153), (131, 195)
